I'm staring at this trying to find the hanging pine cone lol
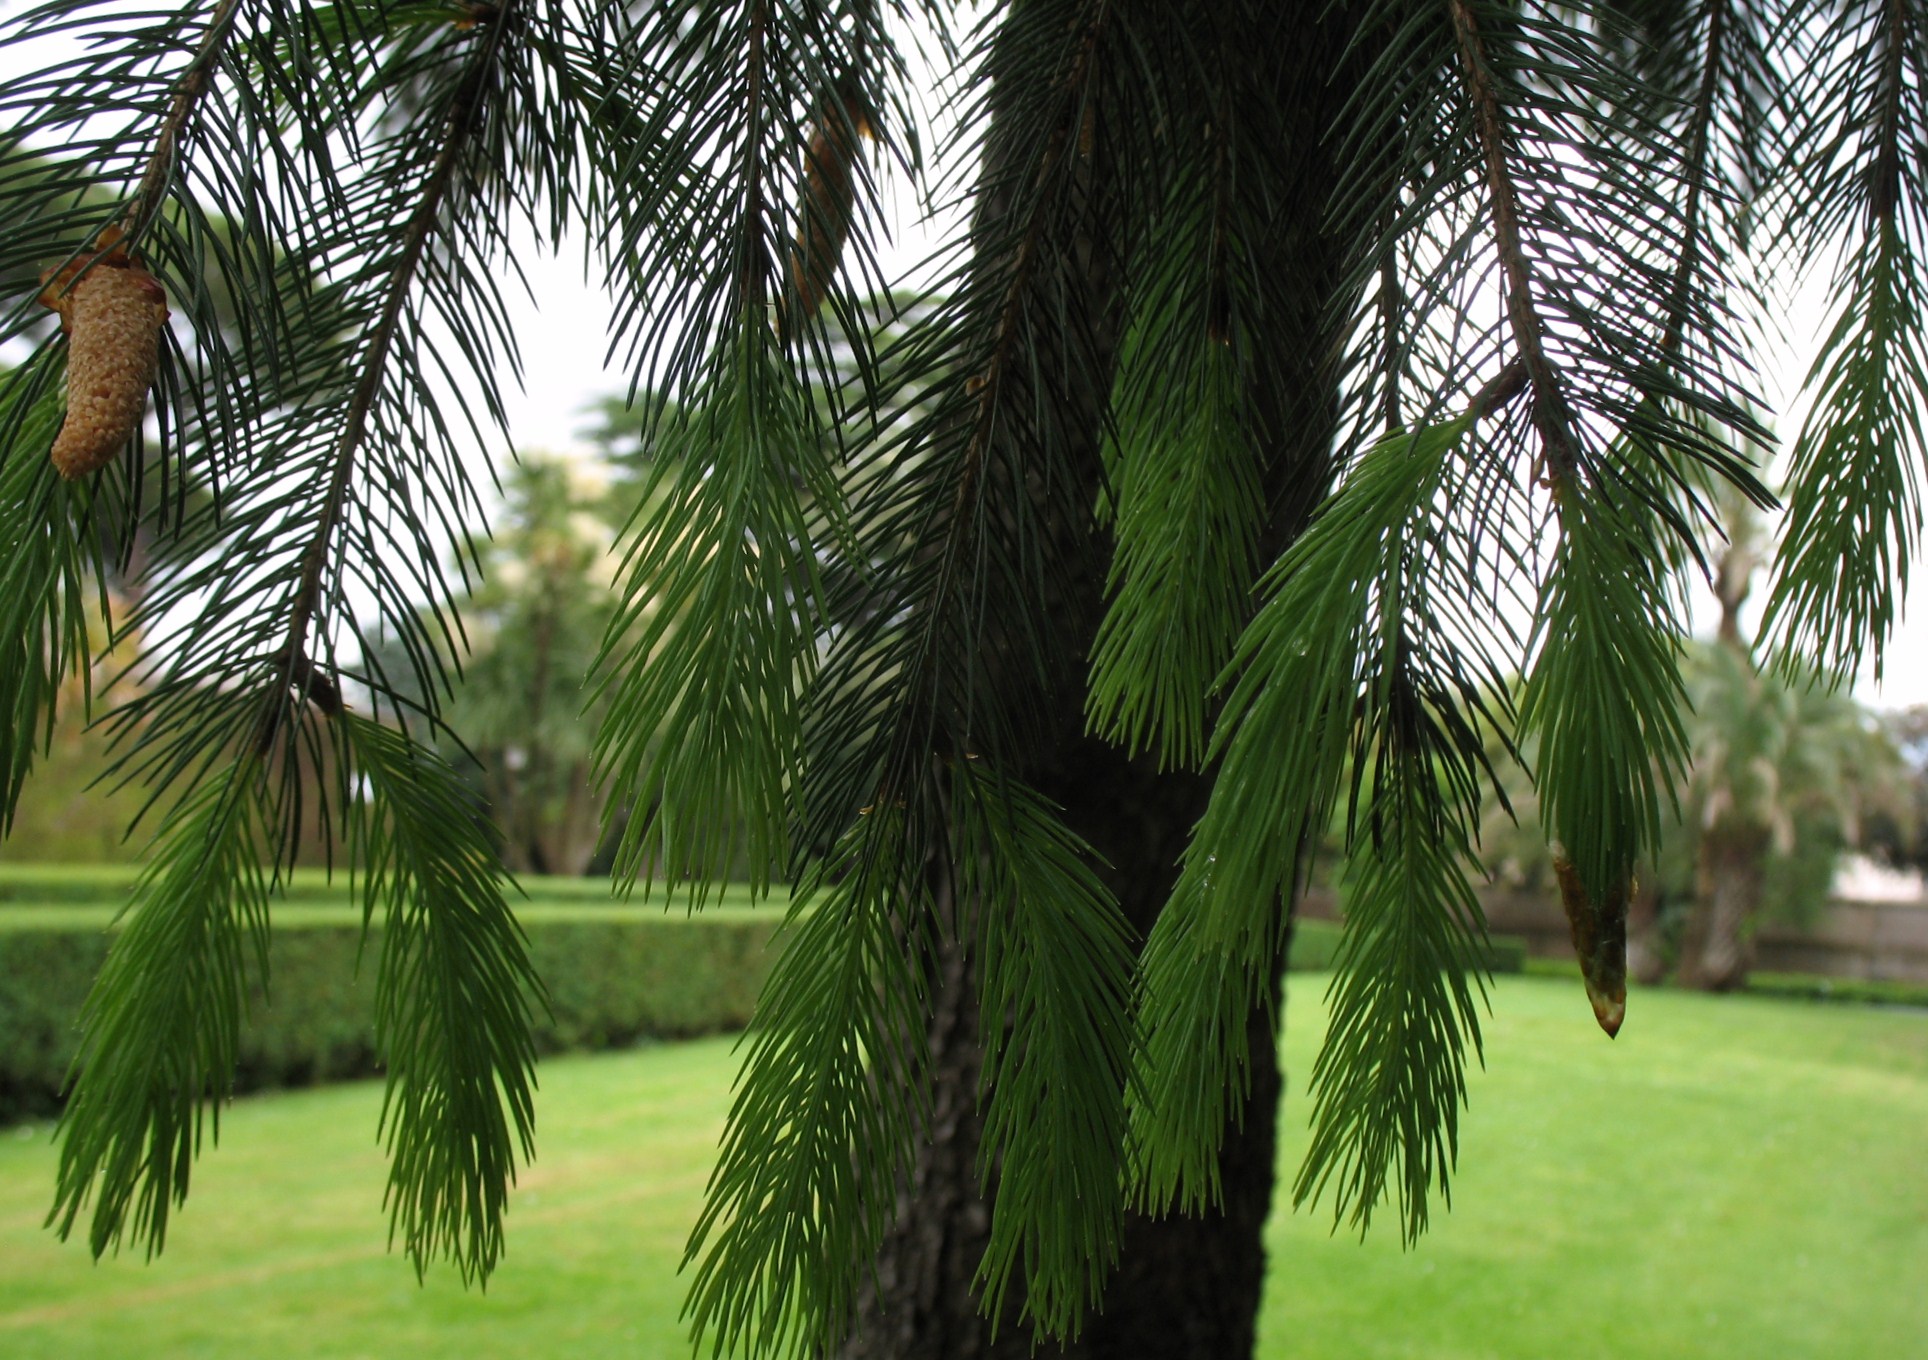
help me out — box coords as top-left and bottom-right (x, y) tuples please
(39, 234), (169, 480)
(782, 84), (873, 333)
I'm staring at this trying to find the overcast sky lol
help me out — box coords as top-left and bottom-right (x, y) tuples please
(489, 240), (1928, 713)
(8, 11), (1928, 711)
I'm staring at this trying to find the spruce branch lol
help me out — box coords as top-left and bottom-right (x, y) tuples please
(1294, 719), (1491, 1244)
(681, 804), (933, 1359)
(1377, 199), (1407, 431)
(689, 7), (1134, 1345)
(1658, 0), (1729, 359)
(343, 713), (541, 1286)
(0, 361), (105, 826)
(119, 0), (245, 244)
(1520, 482), (1691, 1009)
(268, 8), (513, 753)
(1086, 337), (1258, 767)
(1134, 404), (1509, 1220)
(590, 0), (876, 896)
(814, 0), (1118, 831)
(957, 763), (1134, 1337)
(1085, 6), (1303, 768)
(0, 0), (250, 826)
(593, 324), (833, 896)
(1870, 0), (1907, 226)
(1448, 0), (1580, 483)
(736, 0), (773, 315)
(1765, 0), (1928, 679)
(48, 757), (275, 1259)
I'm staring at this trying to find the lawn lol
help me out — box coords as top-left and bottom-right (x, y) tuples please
(0, 977), (1922, 1359)
(0, 864), (780, 925)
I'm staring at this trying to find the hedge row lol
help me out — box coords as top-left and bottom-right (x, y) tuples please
(0, 910), (1524, 1125)
(0, 913), (783, 1125)
(1285, 918), (1528, 975)
(0, 862), (762, 908)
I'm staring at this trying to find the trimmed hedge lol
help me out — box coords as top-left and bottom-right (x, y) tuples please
(0, 865), (145, 903)
(0, 930), (114, 1125)
(0, 912), (784, 1124)
(0, 902), (1527, 1125)
(1521, 957), (1928, 1008)
(1743, 971), (1928, 1007)
(0, 863), (769, 909)
(1286, 918), (1528, 975)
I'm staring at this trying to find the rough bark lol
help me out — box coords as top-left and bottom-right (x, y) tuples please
(1052, 744), (1288, 1360)
(834, 6), (1352, 1357)
(836, 746), (1288, 1360)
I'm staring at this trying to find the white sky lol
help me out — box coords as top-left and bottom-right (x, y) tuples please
(9, 11), (1928, 711)
(491, 249), (1928, 714)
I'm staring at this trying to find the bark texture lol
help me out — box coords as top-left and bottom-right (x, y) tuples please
(1053, 745), (1286, 1360)
(835, 5), (1353, 1357)
(836, 747), (1288, 1360)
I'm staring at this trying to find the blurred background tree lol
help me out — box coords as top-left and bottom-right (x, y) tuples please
(0, 586), (149, 863)
(406, 453), (620, 876)
(1479, 499), (1907, 991)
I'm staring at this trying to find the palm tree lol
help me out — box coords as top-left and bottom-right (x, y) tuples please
(377, 454), (623, 876)
(4, 3), (1928, 1357)
(1669, 519), (1904, 990)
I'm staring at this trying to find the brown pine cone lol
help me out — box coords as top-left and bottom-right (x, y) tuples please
(39, 251), (169, 480)
(784, 87), (873, 329)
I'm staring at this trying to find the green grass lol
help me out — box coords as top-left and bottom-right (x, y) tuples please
(0, 885), (783, 932)
(0, 977), (1923, 1359)
(0, 902), (785, 932)
(0, 861), (779, 906)
(1260, 977), (1928, 1359)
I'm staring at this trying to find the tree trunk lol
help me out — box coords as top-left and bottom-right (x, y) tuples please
(1052, 743), (1288, 1360)
(1678, 832), (1764, 991)
(836, 744), (1289, 1360)
(835, 4), (1353, 1354)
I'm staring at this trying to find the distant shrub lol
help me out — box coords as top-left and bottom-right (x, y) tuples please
(0, 892), (1526, 1124)
(0, 913), (782, 1124)
(0, 931), (113, 1123)
(1285, 918), (1526, 975)
(1482, 934), (1529, 975)
(1742, 971), (1928, 1008)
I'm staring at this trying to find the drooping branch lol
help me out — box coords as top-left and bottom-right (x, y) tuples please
(120, 0), (245, 243)
(1870, 0), (1908, 224)
(1468, 355), (1526, 419)
(737, 0), (771, 315)
(1660, 0), (1730, 359)
(876, 0), (1113, 804)
(1378, 200), (1404, 430)
(953, 13), (1105, 516)
(1762, 0), (1927, 676)
(1446, 0), (1576, 482)
(266, 15), (511, 748)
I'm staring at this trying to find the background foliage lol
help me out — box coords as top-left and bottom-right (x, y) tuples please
(0, 887), (785, 1124)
